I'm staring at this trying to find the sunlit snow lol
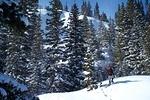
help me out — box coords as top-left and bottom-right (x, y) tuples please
(38, 76), (150, 100)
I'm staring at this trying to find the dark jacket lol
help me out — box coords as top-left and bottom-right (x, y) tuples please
(106, 67), (113, 76)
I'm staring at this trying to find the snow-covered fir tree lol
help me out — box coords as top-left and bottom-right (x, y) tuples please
(26, 0), (45, 94)
(81, 1), (93, 17)
(82, 15), (96, 90)
(123, 0), (145, 75)
(114, 3), (126, 76)
(115, 0), (150, 75)
(0, 22), (8, 73)
(65, 3), (86, 91)
(97, 20), (108, 50)
(107, 18), (116, 63)
(3, 2), (31, 83)
(145, 3), (150, 56)
(45, 0), (68, 93)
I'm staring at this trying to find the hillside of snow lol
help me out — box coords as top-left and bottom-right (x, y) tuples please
(39, 9), (109, 32)
(38, 75), (150, 100)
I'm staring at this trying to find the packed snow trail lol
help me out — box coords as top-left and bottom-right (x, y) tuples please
(100, 86), (112, 100)
(38, 75), (150, 100)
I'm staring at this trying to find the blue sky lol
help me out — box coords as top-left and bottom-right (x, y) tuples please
(39, 0), (128, 18)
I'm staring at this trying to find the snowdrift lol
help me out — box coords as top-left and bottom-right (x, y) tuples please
(38, 75), (150, 100)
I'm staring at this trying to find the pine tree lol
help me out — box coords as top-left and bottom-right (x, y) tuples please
(66, 3), (86, 91)
(64, 2), (68, 11)
(0, 21), (8, 73)
(115, 4), (121, 26)
(100, 12), (108, 22)
(115, 2), (130, 76)
(123, 0), (145, 75)
(94, 2), (100, 19)
(45, 0), (67, 92)
(81, 1), (87, 15)
(115, 0), (149, 75)
(81, 1), (92, 17)
(127, 0), (135, 19)
(58, 0), (63, 10)
(108, 19), (116, 62)
(143, 2), (150, 74)
(117, 0), (138, 75)
(145, 0), (149, 13)
(3, 1), (31, 83)
(87, 1), (93, 17)
(143, 25), (150, 74)
(145, 3), (150, 56)
(25, 0), (45, 94)
(82, 15), (96, 90)
(0, 11), (8, 73)
(89, 21), (98, 62)
(97, 20), (108, 50)
(5, 25), (30, 83)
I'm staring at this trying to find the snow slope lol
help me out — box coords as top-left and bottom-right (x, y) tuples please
(39, 9), (109, 32)
(38, 75), (150, 100)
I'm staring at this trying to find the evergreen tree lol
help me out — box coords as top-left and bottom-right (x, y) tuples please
(87, 1), (93, 17)
(64, 2), (68, 11)
(89, 21), (98, 61)
(108, 19), (116, 62)
(97, 20), (108, 50)
(100, 12), (108, 22)
(2, 1), (31, 83)
(0, 22), (8, 73)
(82, 16), (96, 90)
(5, 24), (30, 83)
(58, 0), (63, 10)
(123, 0), (145, 75)
(66, 3), (86, 91)
(115, 0), (149, 75)
(120, 0), (137, 75)
(143, 2), (150, 74)
(124, 0), (135, 29)
(81, 1), (87, 15)
(115, 2), (131, 76)
(26, 0), (45, 94)
(115, 4), (121, 26)
(81, 1), (92, 16)
(94, 2), (100, 19)
(145, 0), (149, 13)
(45, 0), (67, 92)
(145, 3), (150, 56)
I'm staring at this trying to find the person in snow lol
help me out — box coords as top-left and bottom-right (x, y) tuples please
(106, 64), (114, 85)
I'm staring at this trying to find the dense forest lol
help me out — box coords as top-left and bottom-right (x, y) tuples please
(0, 0), (150, 99)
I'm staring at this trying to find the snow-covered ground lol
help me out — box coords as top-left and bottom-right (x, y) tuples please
(38, 75), (150, 100)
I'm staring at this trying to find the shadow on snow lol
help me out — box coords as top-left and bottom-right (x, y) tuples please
(100, 80), (139, 87)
